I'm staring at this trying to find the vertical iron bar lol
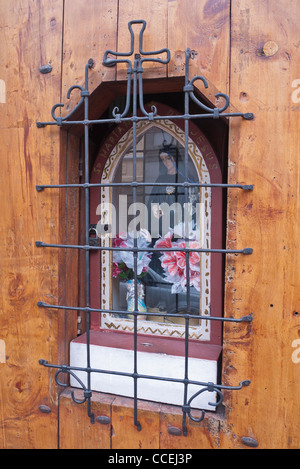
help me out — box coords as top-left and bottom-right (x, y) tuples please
(132, 54), (141, 432)
(184, 50), (191, 314)
(182, 49), (192, 436)
(84, 62), (94, 424)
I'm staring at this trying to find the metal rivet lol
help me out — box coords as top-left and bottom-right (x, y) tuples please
(241, 436), (258, 447)
(167, 426), (182, 436)
(40, 64), (52, 74)
(39, 405), (51, 414)
(96, 415), (111, 425)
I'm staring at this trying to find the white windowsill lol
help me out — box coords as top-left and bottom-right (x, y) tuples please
(70, 331), (221, 411)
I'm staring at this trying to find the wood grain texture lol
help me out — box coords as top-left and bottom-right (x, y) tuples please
(58, 389), (222, 449)
(222, 0), (300, 449)
(61, 0), (118, 114)
(111, 396), (160, 449)
(1, 0), (299, 450)
(168, 0), (230, 93)
(159, 404), (221, 449)
(59, 389), (113, 449)
(0, 0), (63, 449)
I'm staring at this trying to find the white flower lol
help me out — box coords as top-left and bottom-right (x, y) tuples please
(113, 233), (152, 276)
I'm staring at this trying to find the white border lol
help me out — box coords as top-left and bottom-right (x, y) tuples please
(99, 119), (212, 339)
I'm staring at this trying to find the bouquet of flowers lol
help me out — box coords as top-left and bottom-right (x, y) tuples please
(154, 224), (201, 294)
(112, 231), (152, 281)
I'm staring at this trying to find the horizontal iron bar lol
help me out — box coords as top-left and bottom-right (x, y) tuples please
(37, 301), (253, 323)
(36, 182), (253, 191)
(35, 241), (253, 255)
(39, 359), (250, 391)
(36, 110), (253, 128)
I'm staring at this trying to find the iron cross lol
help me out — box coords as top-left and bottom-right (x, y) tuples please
(103, 20), (170, 71)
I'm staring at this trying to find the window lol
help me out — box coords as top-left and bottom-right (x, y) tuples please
(37, 20), (253, 435)
(101, 123), (210, 339)
(91, 115), (219, 340)
(73, 106), (223, 411)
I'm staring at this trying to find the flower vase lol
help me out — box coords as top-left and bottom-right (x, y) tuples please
(126, 280), (147, 319)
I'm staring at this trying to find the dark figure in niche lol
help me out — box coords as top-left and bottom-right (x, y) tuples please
(145, 145), (200, 319)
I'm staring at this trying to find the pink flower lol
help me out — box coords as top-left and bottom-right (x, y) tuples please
(154, 233), (172, 249)
(112, 262), (122, 278)
(182, 241), (201, 272)
(113, 235), (127, 248)
(155, 235), (201, 293)
(161, 250), (180, 276)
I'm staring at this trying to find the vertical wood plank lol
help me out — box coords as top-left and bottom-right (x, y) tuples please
(168, 0), (230, 93)
(0, 0), (63, 449)
(222, 0), (300, 449)
(59, 389), (113, 449)
(62, 0), (118, 114)
(159, 405), (221, 449)
(111, 397), (160, 449)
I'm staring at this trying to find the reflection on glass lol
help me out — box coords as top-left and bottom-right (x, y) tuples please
(111, 126), (202, 329)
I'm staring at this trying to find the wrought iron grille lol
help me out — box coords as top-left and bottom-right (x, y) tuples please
(36, 20), (253, 436)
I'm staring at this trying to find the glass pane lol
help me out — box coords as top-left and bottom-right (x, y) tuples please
(109, 126), (204, 334)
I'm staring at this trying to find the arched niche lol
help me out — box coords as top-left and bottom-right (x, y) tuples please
(89, 102), (223, 346)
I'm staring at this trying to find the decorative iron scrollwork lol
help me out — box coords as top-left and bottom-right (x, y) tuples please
(181, 380), (250, 435)
(36, 19), (254, 436)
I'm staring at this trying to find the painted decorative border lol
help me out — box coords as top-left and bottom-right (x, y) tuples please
(99, 118), (211, 340)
